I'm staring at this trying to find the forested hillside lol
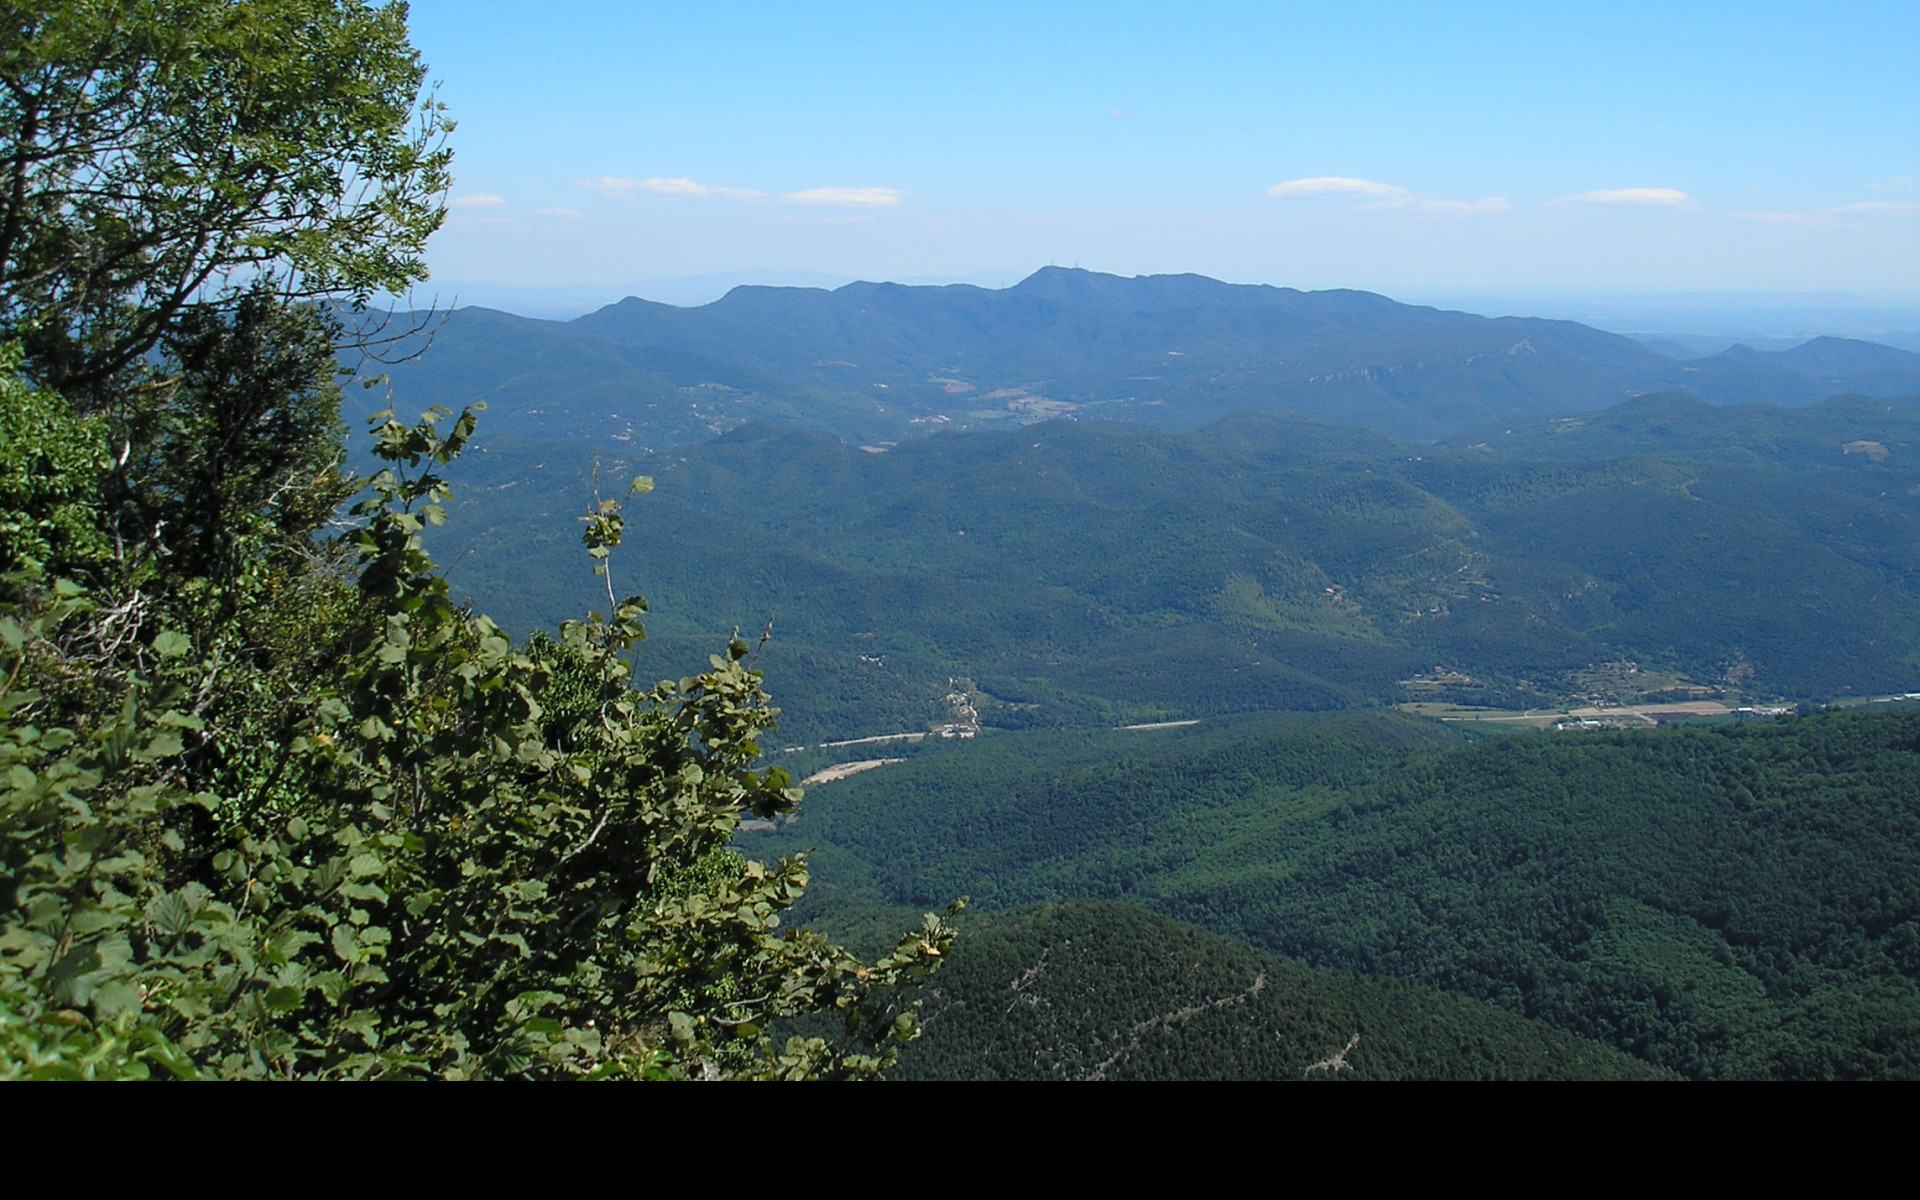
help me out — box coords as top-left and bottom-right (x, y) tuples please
(889, 901), (1674, 1080)
(753, 707), (1920, 1078)
(1447, 388), (1920, 464)
(363, 269), (1920, 449)
(423, 391), (1920, 741)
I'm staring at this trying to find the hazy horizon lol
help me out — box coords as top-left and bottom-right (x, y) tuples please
(409, 267), (1919, 348)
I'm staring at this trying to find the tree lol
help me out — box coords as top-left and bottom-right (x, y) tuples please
(0, 0), (451, 401)
(3, 401), (961, 1078)
(0, 1), (958, 1080)
(0, 0), (441, 634)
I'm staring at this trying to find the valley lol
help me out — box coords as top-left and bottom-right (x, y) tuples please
(380, 271), (1920, 1079)
(366, 278), (1920, 1075)
(754, 706), (1920, 1080)
(8, 0), (1915, 1085)
(424, 384), (1920, 744)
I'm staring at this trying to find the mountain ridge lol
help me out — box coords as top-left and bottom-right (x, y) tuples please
(366, 268), (1920, 449)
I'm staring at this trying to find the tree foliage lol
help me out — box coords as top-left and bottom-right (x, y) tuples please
(0, 0), (957, 1081)
(0, 405), (959, 1079)
(0, 0), (452, 398)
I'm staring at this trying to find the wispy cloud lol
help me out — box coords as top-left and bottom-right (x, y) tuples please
(577, 176), (766, 200)
(1556, 187), (1692, 207)
(782, 187), (905, 208)
(1866, 175), (1915, 192)
(1731, 211), (1820, 225)
(1834, 200), (1920, 216)
(1268, 176), (1508, 214)
(1408, 197), (1512, 214)
(576, 176), (647, 198)
(448, 194), (508, 209)
(532, 207), (583, 220)
(1269, 176), (1408, 200)
(1107, 108), (1131, 120)
(575, 176), (905, 209)
(1734, 200), (1920, 225)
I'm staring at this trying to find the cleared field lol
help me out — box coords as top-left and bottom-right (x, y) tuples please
(800, 758), (906, 786)
(1397, 700), (1734, 726)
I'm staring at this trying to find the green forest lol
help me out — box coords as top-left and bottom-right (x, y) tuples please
(0, 0), (953, 1080)
(6, 2), (1919, 1082)
(360, 268), (1920, 450)
(756, 707), (1920, 1079)
(889, 901), (1673, 1080)
(422, 394), (1920, 743)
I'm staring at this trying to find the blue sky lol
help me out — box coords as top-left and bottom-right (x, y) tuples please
(407, 1), (1918, 314)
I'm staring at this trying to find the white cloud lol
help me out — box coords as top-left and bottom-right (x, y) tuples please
(1866, 175), (1915, 191)
(634, 176), (713, 197)
(1733, 200), (1920, 226)
(448, 194), (508, 209)
(575, 177), (903, 208)
(1557, 187), (1692, 207)
(533, 207), (583, 220)
(1411, 197), (1512, 215)
(782, 187), (906, 208)
(576, 176), (765, 200)
(1833, 200), (1920, 216)
(576, 176), (646, 197)
(1268, 176), (1507, 215)
(1269, 176), (1410, 200)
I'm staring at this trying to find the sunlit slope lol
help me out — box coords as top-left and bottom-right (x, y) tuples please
(887, 901), (1676, 1080)
(757, 708), (1920, 1079)
(430, 393), (1920, 739)
(1444, 389), (1920, 464)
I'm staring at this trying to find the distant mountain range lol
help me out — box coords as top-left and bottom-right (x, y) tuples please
(361, 268), (1920, 447)
(366, 270), (1920, 1079)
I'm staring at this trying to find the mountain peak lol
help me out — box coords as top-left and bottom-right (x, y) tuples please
(1012, 266), (1295, 309)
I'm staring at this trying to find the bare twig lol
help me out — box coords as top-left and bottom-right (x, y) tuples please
(555, 805), (615, 869)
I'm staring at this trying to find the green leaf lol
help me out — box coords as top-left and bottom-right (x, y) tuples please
(133, 730), (184, 761)
(313, 972), (348, 1006)
(150, 629), (191, 658)
(147, 890), (197, 938)
(330, 924), (359, 962)
(264, 986), (304, 1013)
